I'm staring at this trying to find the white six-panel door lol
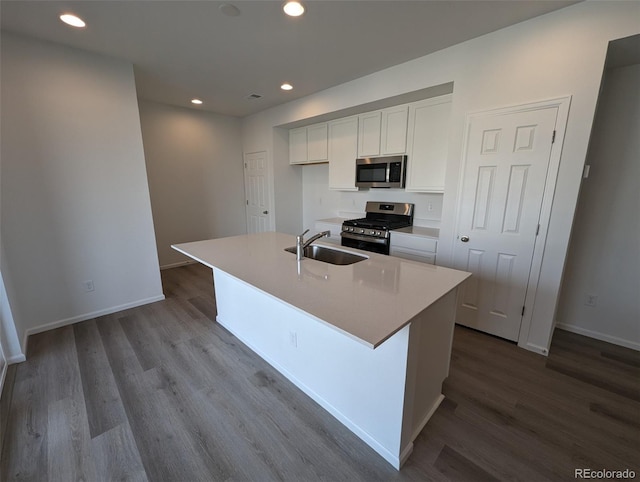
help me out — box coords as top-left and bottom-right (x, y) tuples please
(454, 106), (559, 341)
(244, 151), (272, 234)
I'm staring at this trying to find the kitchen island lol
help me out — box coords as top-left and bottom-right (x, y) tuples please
(173, 232), (470, 469)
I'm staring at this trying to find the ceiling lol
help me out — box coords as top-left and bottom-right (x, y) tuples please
(1, 0), (581, 118)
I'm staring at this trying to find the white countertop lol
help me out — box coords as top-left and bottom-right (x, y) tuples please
(316, 217), (348, 225)
(394, 226), (440, 238)
(173, 232), (469, 349)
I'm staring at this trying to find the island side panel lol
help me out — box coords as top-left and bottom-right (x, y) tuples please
(212, 268), (410, 469)
(400, 289), (458, 457)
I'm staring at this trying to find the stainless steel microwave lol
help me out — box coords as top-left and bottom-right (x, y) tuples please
(355, 155), (407, 188)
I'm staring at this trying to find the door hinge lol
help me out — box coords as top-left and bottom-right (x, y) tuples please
(551, 130), (556, 144)
(244, 162), (247, 168)
(246, 200), (249, 205)
(536, 224), (540, 236)
(522, 306), (526, 316)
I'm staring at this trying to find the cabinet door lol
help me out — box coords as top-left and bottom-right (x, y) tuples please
(358, 111), (382, 157)
(328, 116), (359, 191)
(289, 127), (308, 164)
(390, 247), (436, 264)
(307, 123), (328, 162)
(381, 105), (408, 155)
(405, 95), (452, 192)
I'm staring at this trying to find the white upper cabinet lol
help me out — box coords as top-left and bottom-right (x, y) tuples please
(358, 105), (408, 158)
(405, 95), (452, 192)
(290, 96), (451, 193)
(307, 123), (328, 162)
(289, 127), (308, 164)
(328, 116), (359, 191)
(358, 111), (382, 157)
(380, 105), (409, 155)
(289, 122), (328, 165)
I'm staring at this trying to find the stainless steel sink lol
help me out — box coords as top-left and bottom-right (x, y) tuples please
(285, 245), (367, 265)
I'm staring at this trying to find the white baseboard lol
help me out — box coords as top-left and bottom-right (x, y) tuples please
(398, 393), (445, 467)
(160, 260), (197, 270)
(7, 354), (26, 364)
(410, 394), (445, 443)
(521, 342), (550, 356)
(23, 294), (166, 352)
(555, 323), (640, 351)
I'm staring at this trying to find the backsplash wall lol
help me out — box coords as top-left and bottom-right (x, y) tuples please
(301, 163), (443, 229)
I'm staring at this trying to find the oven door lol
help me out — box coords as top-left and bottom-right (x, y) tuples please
(341, 232), (389, 255)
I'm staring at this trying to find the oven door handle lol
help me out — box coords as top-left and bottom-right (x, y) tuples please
(340, 232), (388, 245)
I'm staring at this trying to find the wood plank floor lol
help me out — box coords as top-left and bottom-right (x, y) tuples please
(1, 263), (638, 481)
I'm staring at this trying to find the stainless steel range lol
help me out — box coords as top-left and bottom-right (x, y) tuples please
(341, 202), (414, 255)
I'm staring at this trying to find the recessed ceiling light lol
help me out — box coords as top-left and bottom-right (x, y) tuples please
(60, 13), (86, 28)
(283, 1), (304, 17)
(191, 99), (203, 105)
(219, 3), (241, 17)
(281, 83), (293, 91)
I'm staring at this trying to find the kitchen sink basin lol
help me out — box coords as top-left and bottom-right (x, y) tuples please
(285, 245), (367, 265)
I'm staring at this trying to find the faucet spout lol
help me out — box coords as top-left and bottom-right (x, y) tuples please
(296, 229), (331, 261)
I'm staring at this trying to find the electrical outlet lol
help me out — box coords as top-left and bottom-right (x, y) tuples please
(289, 331), (298, 348)
(427, 202), (434, 212)
(585, 294), (598, 307)
(83, 280), (95, 292)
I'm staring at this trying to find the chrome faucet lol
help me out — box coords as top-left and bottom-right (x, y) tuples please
(296, 229), (331, 261)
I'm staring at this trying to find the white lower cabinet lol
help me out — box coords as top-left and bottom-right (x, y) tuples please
(389, 231), (437, 264)
(328, 116), (359, 191)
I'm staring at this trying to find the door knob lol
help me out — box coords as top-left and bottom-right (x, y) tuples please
(263, 210), (269, 215)
(460, 235), (469, 242)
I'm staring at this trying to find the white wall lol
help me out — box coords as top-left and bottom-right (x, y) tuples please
(556, 63), (640, 350)
(241, 1), (640, 354)
(138, 101), (247, 268)
(301, 163), (444, 227)
(0, 33), (164, 350)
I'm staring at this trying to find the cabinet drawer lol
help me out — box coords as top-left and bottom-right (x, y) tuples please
(390, 233), (437, 252)
(390, 247), (436, 265)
